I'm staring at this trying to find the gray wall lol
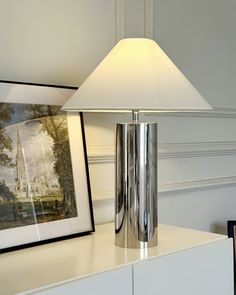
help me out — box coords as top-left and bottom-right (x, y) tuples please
(155, 0), (236, 108)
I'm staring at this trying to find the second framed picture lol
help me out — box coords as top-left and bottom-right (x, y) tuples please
(0, 81), (95, 253)
(227, 220), (236, 276)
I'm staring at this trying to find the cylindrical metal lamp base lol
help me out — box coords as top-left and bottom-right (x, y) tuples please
(115, 122), (158, 249)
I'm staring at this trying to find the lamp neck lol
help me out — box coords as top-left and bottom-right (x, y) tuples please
(132, 110), (140, 123)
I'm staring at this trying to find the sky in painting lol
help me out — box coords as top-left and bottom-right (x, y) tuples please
(0, 103), (62, 187)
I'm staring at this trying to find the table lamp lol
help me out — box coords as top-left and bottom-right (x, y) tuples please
(62, 38), (212, 249)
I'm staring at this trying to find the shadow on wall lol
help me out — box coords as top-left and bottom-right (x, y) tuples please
(211, 223), (227, 235)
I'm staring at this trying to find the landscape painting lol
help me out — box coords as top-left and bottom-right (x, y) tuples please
(0, 103), (77, 231)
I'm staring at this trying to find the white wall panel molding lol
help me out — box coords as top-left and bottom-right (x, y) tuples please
(144, 0), (154, 38)
(93, 190), (114, 202)
(93, 176), (236, 201)
(88, 145), (114, 164)
(115, 0), (125, 42)
(88, 141), (236, 164)
(117, 0), (154, 39)
(124, 0), (145, 37)
(92, 175), (236, 223)
(159, 176), (236, 194)
(159, 141), (236, 159)
(147, 108), (236, 119)
(93, 175), (236, 204)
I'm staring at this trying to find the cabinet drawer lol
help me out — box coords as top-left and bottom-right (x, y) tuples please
(19, 266), (132, 295)
(133, 239), (233, 295)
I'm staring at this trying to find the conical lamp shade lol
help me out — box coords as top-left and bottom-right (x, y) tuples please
(62, 38), (212, 112)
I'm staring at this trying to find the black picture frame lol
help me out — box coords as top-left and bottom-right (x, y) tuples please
(227, 220), (236, 277)
(0, 80), (95, 253)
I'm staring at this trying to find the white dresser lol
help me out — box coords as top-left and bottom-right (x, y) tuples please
(0, 223), (233, 295)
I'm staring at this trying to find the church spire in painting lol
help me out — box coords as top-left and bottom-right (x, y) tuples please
(16, 126), (28, 197)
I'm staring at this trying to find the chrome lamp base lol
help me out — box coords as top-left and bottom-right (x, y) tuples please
(115, 121), (158, 248)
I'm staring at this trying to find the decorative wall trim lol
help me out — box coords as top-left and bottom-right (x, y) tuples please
(93, 175), (236, 205)
(115, 0), (154, 41)
(146, 108), (236, 118)
(88, 145), (114, 164)
(158, 141), (236, 159)
(144, 0), (154, 38)
(88, 141), (236, 164)
(159, 176), (236, 193)
(115, 0), (125, 42)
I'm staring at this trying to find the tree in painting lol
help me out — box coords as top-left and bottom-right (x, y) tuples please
(0, 181), (16, 202)
(30, 105), (76, 216)
(0, 104), (15, 168)
(0, 104), (16, 203)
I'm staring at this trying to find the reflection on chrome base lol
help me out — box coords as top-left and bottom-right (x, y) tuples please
(115, 122), (158, 249)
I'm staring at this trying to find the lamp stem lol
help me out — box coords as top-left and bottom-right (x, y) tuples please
(132, 110), (140, 122)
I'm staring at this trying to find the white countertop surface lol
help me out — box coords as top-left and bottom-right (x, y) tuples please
(0, 223), (228, 295)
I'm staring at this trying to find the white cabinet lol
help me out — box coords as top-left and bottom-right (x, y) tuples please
(0, 223), (233, 295)
(134, 239), (233, 295)
(28, 267), (132, 295)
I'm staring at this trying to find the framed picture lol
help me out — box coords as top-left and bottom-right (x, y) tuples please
(0, 80), (95, 253)
(227, 220), (236, 275)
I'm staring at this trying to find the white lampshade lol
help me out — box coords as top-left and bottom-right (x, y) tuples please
(62, 38), (212, 112)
